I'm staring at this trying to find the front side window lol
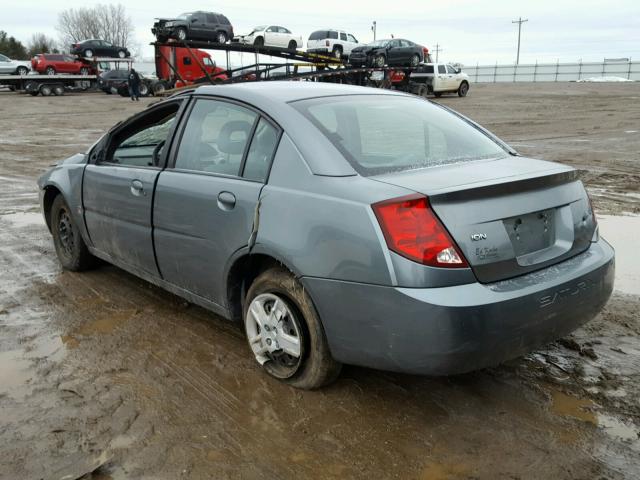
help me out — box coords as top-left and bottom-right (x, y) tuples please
(438, 65), (446, 74)
(279, 27), (291, 34)
(446, 65), (457, 74)
(203, 57), (214, 66)
(106, 103), (181, 167)
(347, 34), (358, 43)
(174, 99), (257, 176)
(267, 26), (278, 32)
(340, 33), (347, 41)
(0, 54), (8, 62)
(292, 95), (509, 176)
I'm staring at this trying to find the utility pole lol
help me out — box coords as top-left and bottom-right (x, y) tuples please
(512, 17), (528, 64)
(433, 43), (442, 62)
(371, 21), (377, 41)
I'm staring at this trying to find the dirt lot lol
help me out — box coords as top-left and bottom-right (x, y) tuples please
(0, 83), (639, 480)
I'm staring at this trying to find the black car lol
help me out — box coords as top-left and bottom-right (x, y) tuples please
(98, 69), (150, 96)
(349, 39), (424, 68)
(71, 39), (130, 59)
(152, 11), (234, 44)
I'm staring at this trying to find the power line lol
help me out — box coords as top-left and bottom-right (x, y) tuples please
(433, 43), (442, 62)
(511, 17), (528, 64)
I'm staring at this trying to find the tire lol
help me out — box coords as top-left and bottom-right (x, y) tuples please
(16, 66), (29, 76)
(243, 268), (342, 389)
(157, 34), (168, 43)
(288, 40), (297, 50)
(51, 195), (97, 271)
(46, 66), (56, 76)
(29, 90), (39, 96)
(332, 46), (342, 59)
(458, 81), (469, 97)
(217, 32), (227, 44)
(177, 27), (187, 41)
(52, 85), (64, 96)
(373, 54), (386, 68)
(410, 53), (420, 67)
(84, 49), (93, 58)
(118, 50), (126, 58)
(153, 82), (166, 95)
(139, 83), (149, 97)
(40, 85), (52, 96)
(254, 36), (264, 47)
(434, 92), (442, 98)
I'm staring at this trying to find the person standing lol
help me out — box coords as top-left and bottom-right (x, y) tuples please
(128, 68), (141, 101)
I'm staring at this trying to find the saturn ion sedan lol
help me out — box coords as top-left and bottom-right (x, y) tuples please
(38, 82), (614, 389)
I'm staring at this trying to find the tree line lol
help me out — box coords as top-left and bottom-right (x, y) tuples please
(1, 3), (134, 59)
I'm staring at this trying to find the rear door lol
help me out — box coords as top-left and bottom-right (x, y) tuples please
(153, 96), (281, 306)
(83, 100), (184, 275)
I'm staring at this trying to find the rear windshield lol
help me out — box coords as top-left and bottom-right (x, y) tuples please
(292, 95), (509, 176)
(308, 30), (328, 40)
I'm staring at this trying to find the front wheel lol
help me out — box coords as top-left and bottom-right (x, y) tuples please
(117, 50), (126, 58)
(244, 268), (341, 389)
(434, 92), (443, 98)
(139, 83), (149, 97)
(16, 66), (29, 76)
(51, 195), (97, 271)
(46, 66), (56, 75)
(458, 81), (469, 97)
(410, 53), (420, 67)
(373, 54), (385, 67)
(79, 67), (89, 75)
(176, 27), (187, 41)
(84, 49), (93, 58)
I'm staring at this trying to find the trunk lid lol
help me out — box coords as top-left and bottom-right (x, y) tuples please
(371, 157), (596, 283)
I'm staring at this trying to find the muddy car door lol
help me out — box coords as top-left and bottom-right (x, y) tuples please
(83, 100), (184, 276)
(153, 97), (281, 307)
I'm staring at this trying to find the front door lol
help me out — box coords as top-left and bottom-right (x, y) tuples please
(0, 54), (12, 74)
(83, 100), (184, 276)
(154, 97), (281, 307)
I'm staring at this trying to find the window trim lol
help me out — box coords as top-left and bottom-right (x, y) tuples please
(167, 94), (282, 183)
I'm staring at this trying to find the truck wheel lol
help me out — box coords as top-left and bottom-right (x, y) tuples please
(52, 85), (65, 96)
(244, 268), (342, 389)
(46, 66), (56, 76)
(288, 40), (297, 50)
(332, 46), (342, 59)
(84, 49), (93, 58)
(139, 83), (149, 97)
(51, 195), (97, 271)
(16, 66), (29, 76)
(217, 32), (227, 43)
(254, 36), (264, 47)
(434, 92), (443, 98)
(458, 81), (469, 97)
(374, 54), (386, 67)
(153, 82), (166, 95)
(117, 50), (126, 58)
(177, 28), (187, 41)
(410, 53), (420, 67)
(40, 85), (52, 96)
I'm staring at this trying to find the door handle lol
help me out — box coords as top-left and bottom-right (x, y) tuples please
(130, 179), (146, 197)
(217, 191), (236, 211)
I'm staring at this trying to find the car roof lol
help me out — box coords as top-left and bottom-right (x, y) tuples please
(194, 81), (404, 104)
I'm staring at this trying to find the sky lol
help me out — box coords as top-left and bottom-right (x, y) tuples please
(2, 0), (639, 66)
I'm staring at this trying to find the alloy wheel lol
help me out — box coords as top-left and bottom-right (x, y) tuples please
(57, 209), (75, 257)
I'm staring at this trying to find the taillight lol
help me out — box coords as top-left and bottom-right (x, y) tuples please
(372, 194), (468, 268)
(587, 193), (597, 225)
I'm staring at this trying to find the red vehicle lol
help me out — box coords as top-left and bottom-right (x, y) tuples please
(155, 45), (227, 89)
(31, 54), (95, 76)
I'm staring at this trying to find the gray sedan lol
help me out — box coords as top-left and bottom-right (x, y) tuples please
(38, 82), (614, 389)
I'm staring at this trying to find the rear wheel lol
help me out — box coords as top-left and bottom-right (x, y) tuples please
(288, 40), (297, 50)
(217, 32), (227, 44)
(52, 85), (64, 96)
(331, 46), (342, 59)
(83, 49), (93, 58)
(51, 195), (97, 271)
(46, 66), (56, 75)
(40, 85), (52, 96)
(244, 268), (341, 389)
(434, 91), (442, 98)
(373, 54), (386, 67)
(458, 81), (469, 97)
(16, 66), (28, 76)
(176, 27), (187, 41)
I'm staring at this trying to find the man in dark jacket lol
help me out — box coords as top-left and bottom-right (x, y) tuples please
(128, 68), (141, 101)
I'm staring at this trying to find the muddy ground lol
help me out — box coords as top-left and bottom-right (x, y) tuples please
(0, 83), (639, 480)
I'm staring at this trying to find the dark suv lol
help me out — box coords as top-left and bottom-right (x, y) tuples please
(152, 11), (234, 44)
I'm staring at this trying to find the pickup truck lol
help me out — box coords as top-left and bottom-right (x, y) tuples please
(408, 62), (470, 97)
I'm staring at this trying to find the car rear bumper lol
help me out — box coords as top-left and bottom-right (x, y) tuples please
(302, 237), (615, 375)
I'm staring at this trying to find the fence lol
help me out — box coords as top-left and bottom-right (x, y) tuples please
(465, 60), (639, 83)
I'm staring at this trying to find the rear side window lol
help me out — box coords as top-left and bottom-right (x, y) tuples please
(175, 99), (257, 176)
(243, 118), (279, 182)
(329, 31), (338, 39)
(308, 30), (328, 40)
(206, 14), (217, 23)
(292, 95), (508, 175)
(422, 65), (434, 73)
(219, 15), (231, 25)
(50, 54), (64, 61)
